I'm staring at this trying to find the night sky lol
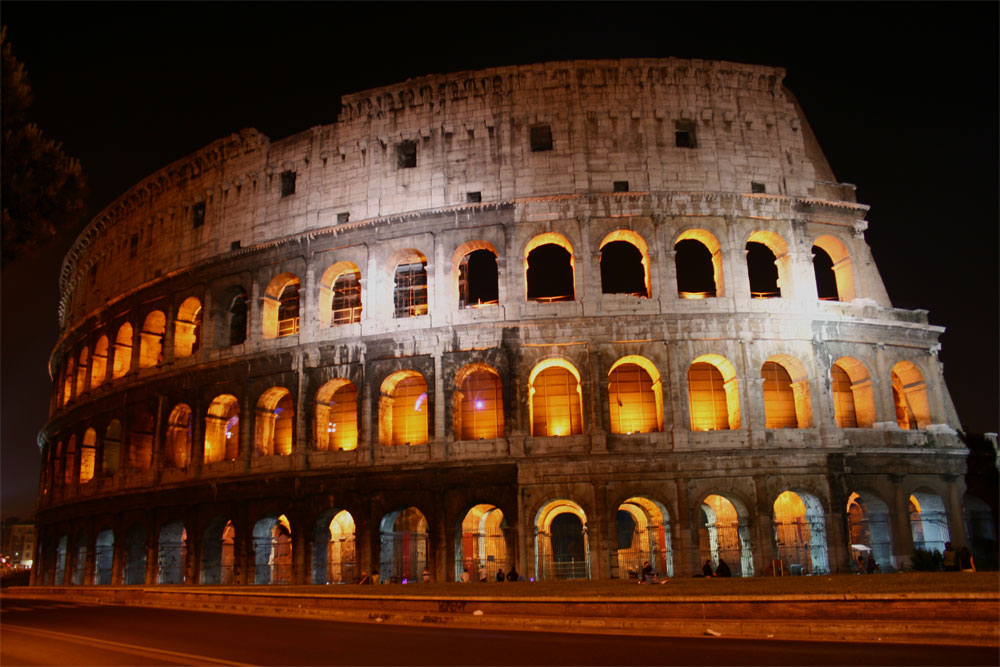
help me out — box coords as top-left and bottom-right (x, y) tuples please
(2, 4), (997, 519)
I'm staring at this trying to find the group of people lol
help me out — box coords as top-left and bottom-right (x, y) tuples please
(855, 553), (881, 574)
(942, 542), (977, 572)
(637, 560), (669, 584)
(460, 565), (522, 582)
(700, 558), (732, 578)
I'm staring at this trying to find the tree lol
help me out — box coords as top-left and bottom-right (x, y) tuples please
(1, 26), (87, 267)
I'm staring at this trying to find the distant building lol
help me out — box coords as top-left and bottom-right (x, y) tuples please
(2, 519), (36, 568)
(33, 59), (991, 586)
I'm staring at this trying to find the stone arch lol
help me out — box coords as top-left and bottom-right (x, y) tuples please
(313, 509), (357, 584)
(157, 520), (188, 584)
(62, 358), (74, 405)
(534, 499), (589, 580)
(746, 230), (789, 299)
(379, 507), (428, 583)
(528, 358), (584, 437)
(379, 370), (429, 446)
(200, 516), (235, 584)
(174, 296), (203, 358)
(315, 379), (359, 451)
(761, 354), (812, 428)
(847, 491), (894, 571)
(599, 230), (650, 298)
(79, 428), (96, 484)
(63, 435), (77, 487)
(138, 310), (166, 368)
(453, 363), (504, 441)
(91, 335), (109, 388)
(455, 504), (509, 582)
(608, 355), (663, 434)
(390, 249), (429, 318)
(205, 394), (240, 463)
(687, 354), (740, 430)
(812, 234), (855, 301)
(216, 285), (248, 347)
(70, 530), (89, 585)
(122, 522), (147, 585)
(102, 419), (122, 476)
(252, 514), (292, 584)
(254, 387), (294, 456)
(112, 322), (132, 378)
(127, 404), (155, 470)
(831, 357), (876, 428)
(909, 490), (950, 555)
(772, 490), (829, 574)
(452, 241), (499, 309)
(93, 528), (114, 585)
(54, 534), (68, 585)
(262, 273), (301, 339)
(698, 493), (754, 577)
(891, 360), (931, 429)
(524, 232), (575, 302)
(616, 496), (672, 579)
(75, 346), (89, 396)
(165, 403), (193, 469)
(319, 261), (363, 326)
(675, 228), (723, 298)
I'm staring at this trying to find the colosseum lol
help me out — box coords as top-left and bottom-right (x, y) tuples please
(33, 58), (980, 587)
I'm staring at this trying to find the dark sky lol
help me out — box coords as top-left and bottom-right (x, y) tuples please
(2, 3), (997, 519)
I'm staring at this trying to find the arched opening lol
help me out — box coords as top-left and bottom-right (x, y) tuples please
(393, 251), (428, 318)
(616, 497), (672, 579)
(772, 491), (829, 575)
(525, 235), (575, 302)
(453, 364), (504, 441)
(128, 405), (154, 470)
(112, 322), (133, 378)
(458, 248), (499, 309)
(91, 335), (108, 389)
(165, 404), (193, 469)
(600, 233), (648, 298)
(63, 435), (76, 487)
(762, 357), (812, 428)
(675, 230), (721, 299)
(221, 287), (248, 347)
(79, 428), (96, 483)
(62, 359), (74, 405)
(157, 521), (187, 584)
(891, 361), (931, 430)
(687, 354), (740, 431)
(54, 535), (68, 585)
(138, 310), (166, 367)
(102, 420), (121, 476)
(909, 491), (950, 555)
(200, 517), (235, 584)
(253, 514), (292, 584)
(262, 273), (301, 339)
(831, 358), (876, 428)
(379, 371), (429, 446)
(174, 297), (203, 358)
(122, 522), (147, 585)
(699, 494), (753, 577)
(205, 395), (240, 463)
(813, 235), (855, 301)
(254, 387), (294, 457)
(455, 504), (509, 581)
(75, 347), (89, 396)
(313, 510), (357, 584)
(529, 359), (583, 437)
(318, 262), (363, 326)
(379, 507), (428, 583)
(963, 494), (998, 571)
(315, 379), (359, 451)
(608, 357), (663, 434)
(535, 499), (589, 580)
(847, 491), (894, 571)
(71, 533), (88, 585)
(94, 529), (114, 585)
(746, 231), (788, 299)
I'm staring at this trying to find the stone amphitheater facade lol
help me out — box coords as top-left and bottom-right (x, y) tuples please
(34, 59), (973, 587)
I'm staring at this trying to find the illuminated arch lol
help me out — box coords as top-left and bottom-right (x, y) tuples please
(608, 355), (663, 433)
(254, 387), (294, 456)
(772, 490), (829, 574)
(534, 499), (589, 580)
(599, 230), (650, 298)
(746, 230), (790, 299)
(909, 490), (950, 555)
(524, 232), (575, 302)
(112, 322), (133, 378)
(205, 394), (240, 463)
(699, 494), (754, 577)
(455, 504), (508, 581)
(174, 297), (203, 358)
(318, 261), (363, 326)
(675, 228), (724, 298)
(528, 358), (584, 437)
(379, 370), (429, 446)
(165, 403), (193, 469)
(79, 428), (97, 483)
(62, 358), (75, 405)
(891, 360), (931, 429)
(762, 354), (812, 428)
(75, 347), (89, 396)
(252, 514), (292, 585)
(453, 363), (504, 440)
(315, 379), (359, 451)
(616, 496), (673, 578)
(313, 509), (357, 584)
(451, 241), (500, 309)
(390, 249), (429, 318)
(379, 507), (428, 583)
(812, 235), (855, 301)
(262, 273), (301, 339)
(138, 310), (166, 368)
(687, 354), (740, 430)
(831, 357), (876, 428)
(91, 335), (109, 389)
(847, 491), (895, 571)
(200, 516), (236, 584)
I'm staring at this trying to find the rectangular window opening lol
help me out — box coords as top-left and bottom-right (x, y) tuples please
(337, 212), (350, 224)
(751, 182), (766, 194)
(466, 191), (482, 203)
(230, 240), (241, 251)
(280, 171), (296, 197)
(396, 140), (417, 169)
(192, 202), (206, 228)
(529, 124), (553, 152)
(613, 181), (629, 193)
(675, 120), (697, 148)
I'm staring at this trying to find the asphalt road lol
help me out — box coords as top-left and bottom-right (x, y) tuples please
(1, 597), (995, 666)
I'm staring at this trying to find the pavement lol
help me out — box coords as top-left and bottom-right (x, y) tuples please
(5, 578), (997, 647)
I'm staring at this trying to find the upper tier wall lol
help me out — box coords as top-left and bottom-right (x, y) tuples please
(58, 59), (850, 330)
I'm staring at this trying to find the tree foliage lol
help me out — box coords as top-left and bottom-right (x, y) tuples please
(1, 26), (87, 267)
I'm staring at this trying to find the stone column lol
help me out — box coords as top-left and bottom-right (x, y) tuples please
(944, 475), (969, 550)
(753, 477), (777, 575)
(888, 476), (915, 570)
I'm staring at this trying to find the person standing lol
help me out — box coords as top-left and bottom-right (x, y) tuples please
(495, 567), (505, 582)
(461, 567), (471, 583)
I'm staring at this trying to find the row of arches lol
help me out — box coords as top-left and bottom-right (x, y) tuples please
(40, 488), (993, 586)
(54, 229), (859, 409)
(43, 354), (936, 494)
